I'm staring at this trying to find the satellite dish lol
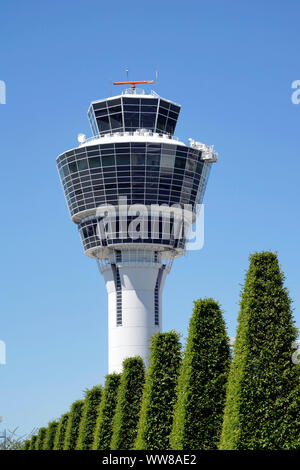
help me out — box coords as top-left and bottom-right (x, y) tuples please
(77, 133), (86, 143)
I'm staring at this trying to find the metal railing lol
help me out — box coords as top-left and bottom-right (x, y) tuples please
(77, 131), (218, 163)
(120, 88), (160, 97)
(79, 132), (218, 162)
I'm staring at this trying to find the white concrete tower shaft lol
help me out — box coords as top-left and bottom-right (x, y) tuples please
(99, 249), (169, 373)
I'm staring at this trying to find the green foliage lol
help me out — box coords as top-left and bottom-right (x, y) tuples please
(93, 374), (121, 450)
(64, 400), (84, 450)
(220, 251), (300, 450)
(170, 298), (230, 450)
(76, 385), (103, 450)
(35, 427), (47, 450)
(53, 413), (69, 450)
(29, 435), (37, 450)
(111, 357), (145, 450)
(43, 421), (58, 450)
(134, 331), (182, 450)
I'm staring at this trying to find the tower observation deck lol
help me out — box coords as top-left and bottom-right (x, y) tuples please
(57, 82), (217, 373)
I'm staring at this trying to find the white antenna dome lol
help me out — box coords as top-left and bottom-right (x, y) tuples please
(77, 133), (86, 143)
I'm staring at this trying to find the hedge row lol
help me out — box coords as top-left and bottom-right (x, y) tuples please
(220, 251), (300, 450)
(77, 385), (103, 450)
(53, 412), (69, 450)
(44, 421), (58, 450)
(64, 400), (84, 450)
(135, 331), (182, 450)
(111, 357), (145, 450)
(23, 439), (31, 450)
(35, 427), (47, 450)
(24, 252), (300, 450)
(170, 299), (230, 450)
(93, 374), (121, 450)
(28, 434), (37, 450)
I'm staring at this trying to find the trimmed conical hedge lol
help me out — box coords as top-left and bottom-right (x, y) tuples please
(29, 434), (37, 450)
(64, 400), (84, 450)
(35, 427), (47, 450)
(93, 374), (121, 450)
(53, 412), (69, 450)
(111, 357), (145, 450)
(220, 251), (300, 450)
(43, 420), (58, 450)
(134, 331), (182, 450)
(76, 385), (103, 450)
(170, 298), (230, 450)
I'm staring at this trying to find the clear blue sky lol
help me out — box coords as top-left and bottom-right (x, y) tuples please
(1, 0), (300, 437)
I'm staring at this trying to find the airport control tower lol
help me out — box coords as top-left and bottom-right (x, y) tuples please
(57, 80), (217, 373)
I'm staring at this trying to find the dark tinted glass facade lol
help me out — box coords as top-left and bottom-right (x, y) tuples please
(57, 141), (211, 220)
(88, 96), (180, 136)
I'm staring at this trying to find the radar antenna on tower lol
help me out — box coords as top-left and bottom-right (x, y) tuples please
(113, 80), (154, 89)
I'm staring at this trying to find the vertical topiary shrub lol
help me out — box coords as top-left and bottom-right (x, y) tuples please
(53, 412), (69, 450)
(111, 357), (145, 450)
(76, 385), (103, 450)
(170, 298), (230, 450)
(64, 400), (84, 450)
(29, 435), (37, 450)
(134, 331), (182, 450)
(23, 439), (31, 450)
(43, 421), (58, 450)
(93, 374), (121, 450)
(35, 427), (47, 450)
(220, 251), (300, 450)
